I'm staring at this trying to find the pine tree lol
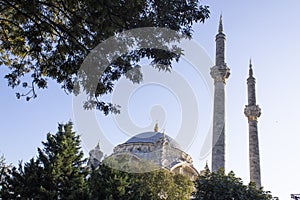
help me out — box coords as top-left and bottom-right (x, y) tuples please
(1, 158), (44, 199)
(0, 154), (13, 199)
(37, 122), (88, 199)
(2, 122), (88, 199)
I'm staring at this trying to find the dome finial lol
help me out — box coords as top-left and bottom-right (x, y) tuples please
(93, 140), (101, 150)
(205, 160), (209, 170)
(154, 121), (159, 132)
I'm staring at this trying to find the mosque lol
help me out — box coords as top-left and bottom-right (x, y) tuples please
(89, 16), (262, 187)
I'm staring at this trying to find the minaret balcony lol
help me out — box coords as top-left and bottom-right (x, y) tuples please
(244, 105), (261, 121)
(210, 65), (230, 82)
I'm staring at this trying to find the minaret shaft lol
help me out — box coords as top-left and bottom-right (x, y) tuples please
(211, 82), (225, 172)
(211, 16), (230, 172)
(248, 120), (261, 187)
(244, 61), (261, 187)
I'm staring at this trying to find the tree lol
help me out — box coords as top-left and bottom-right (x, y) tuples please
(0, 0), (209, 114)
(1, 158), (45, 199)
(0, 154), (10, 186)
(0, 154), (12, 199)
(88, 164), (131, 200)
(2, 122), (89, 199)
(37, 122), (88, 199)
(88, 160), (194, 200)
(193, 168), (275, 200)
(130, 169), (194, 200)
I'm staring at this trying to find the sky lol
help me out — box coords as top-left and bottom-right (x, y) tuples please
(1, 0), (300, 199)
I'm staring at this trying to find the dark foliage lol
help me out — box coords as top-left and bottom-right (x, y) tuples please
(0, 0), (209, 114)
(1, 122), (88, 199)
(193, 168), (276, 200)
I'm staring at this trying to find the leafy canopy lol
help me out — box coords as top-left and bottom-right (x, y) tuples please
(88, 163), (194, 200)
(194, 168), (276, 200)
(0, 0), (209, 114)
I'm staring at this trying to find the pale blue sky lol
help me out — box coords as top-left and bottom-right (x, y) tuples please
(1, 1), (300, 199)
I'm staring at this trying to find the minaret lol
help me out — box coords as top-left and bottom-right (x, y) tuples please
(88, 142), (103, 168)
(210, 15), (230, 172)
(154, 121), (159, 132)
(244, 60), (262, 187)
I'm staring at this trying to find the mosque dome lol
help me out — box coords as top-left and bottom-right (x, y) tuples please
(124, 131), (181, 150)
(103, 123), (199, 180)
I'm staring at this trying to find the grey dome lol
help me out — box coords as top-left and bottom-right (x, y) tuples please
(124, 132), (181, 149)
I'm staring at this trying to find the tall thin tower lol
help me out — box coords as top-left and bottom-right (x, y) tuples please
(210, 15), (230, 172)
(244, 60), (262, 187)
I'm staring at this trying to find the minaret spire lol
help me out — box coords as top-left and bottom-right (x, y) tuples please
(214, 15), (227, 67)
(244, 60), (262, 188)
(210, 16), (230, 172)
(218, 14), (223, 33)
(249, 58), (253, 77)
(247, 60), (257, 106)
